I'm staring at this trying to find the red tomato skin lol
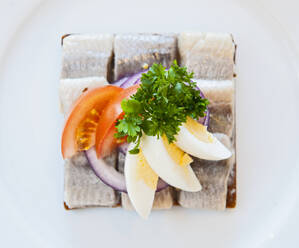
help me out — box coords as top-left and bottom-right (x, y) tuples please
(95, 84), (139, 158)
(61, 86), (123, 159)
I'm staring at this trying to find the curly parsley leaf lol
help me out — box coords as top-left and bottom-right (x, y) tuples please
(115, 60), (209, 153)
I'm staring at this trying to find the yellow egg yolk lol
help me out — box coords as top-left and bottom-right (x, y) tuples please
(184, 117), (214, 143)
(162, 136), (193, 167)
(136, 150), (159, 190)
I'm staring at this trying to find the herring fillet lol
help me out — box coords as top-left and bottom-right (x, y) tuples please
(178, 32), (235, 80)
(118, 152), (174, 210)
(64, 151), (119, 209)
(114, 33), (177, 80)
(61, 34), (114, 80)
(178, 32), (236, 209)
(178, 133), (235, 210)
(195, 79), (235, 138)
(61, 34), (119, 209)
(59, 77), (108, 116)
(195, 79), (236, 208)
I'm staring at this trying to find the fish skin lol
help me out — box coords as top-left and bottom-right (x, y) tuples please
(178, 133), (235, 210)
(59, 77), (108, 116)
(61, 34), (114, 80)
(178, 32), (235, 80)
(64, 151), (119, 209)
(118, 151), (174, 210)
(114, 33), (177, 80)
(196, 79), (235, 138)
(208, 103), (234, 138)
(61, 34), (119, 209)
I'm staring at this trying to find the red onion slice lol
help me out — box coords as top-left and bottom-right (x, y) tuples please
(85, 147), (168, 193)
(119, 70), (148, 88)
(85, 147), (126, 192)
(111, 76), (129, 86)
(195, 85), (210, 126)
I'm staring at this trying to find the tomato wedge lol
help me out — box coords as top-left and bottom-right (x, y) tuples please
(98, 125), (120, 158)
(95, 84), (139, 158)
(61, 85), (123, 159)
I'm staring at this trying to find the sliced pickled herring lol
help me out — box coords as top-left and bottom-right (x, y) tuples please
(64, 151), (119, 209)
(195, 79), (235, 138)
(178, 32), (235, 80)
(114, 33), (177, 80)
(61, 34), (118, 209)
(61, 34), (114, 80)
(59, 77), (108, 116)
(178, 133), (235, 210)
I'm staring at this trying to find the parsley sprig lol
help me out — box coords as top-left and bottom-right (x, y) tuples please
(115, 61), (209, 154)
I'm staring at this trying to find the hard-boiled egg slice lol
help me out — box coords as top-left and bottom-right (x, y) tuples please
(124, 143), (158, 219)
(140, 135), (201, 192)
(175, 117), (232, 160)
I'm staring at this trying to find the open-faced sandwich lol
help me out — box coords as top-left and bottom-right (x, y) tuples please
(60, 33), (236, 218)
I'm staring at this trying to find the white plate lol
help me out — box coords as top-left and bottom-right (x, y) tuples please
(0, 0), (298, 247)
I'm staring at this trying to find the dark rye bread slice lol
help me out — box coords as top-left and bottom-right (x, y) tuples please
(178, 32), (237, 208)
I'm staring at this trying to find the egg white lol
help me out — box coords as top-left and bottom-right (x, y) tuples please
(175, 125), (232, 160)
(124, 143), (156, 219)
(140, 135), (202, 192)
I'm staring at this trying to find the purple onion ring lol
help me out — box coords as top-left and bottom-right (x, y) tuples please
(85, 147), (168, 193)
